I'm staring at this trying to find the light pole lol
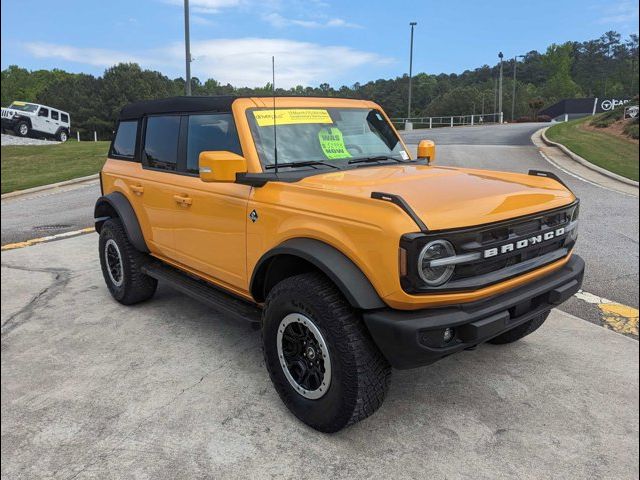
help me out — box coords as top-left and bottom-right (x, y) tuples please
(184, 0), (192, 96)
(511, 54), (525, 122)
(498, 51), (504, 123)
(407, 22), (417, 120)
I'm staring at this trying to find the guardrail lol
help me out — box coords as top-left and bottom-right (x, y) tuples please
(392, 112), (504, 130)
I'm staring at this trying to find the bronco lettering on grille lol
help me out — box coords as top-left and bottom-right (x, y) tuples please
(483, 227), (565, 259)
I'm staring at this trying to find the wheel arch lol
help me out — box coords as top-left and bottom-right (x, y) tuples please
(94, 191), (149, 253)
(250, 238), (385, 310)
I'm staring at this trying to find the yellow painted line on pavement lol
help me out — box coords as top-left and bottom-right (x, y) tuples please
(1, 227), (95, 251)
(575, 290), (639, 336)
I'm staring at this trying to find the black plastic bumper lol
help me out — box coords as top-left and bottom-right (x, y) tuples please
(1, 118), (17, 130)
(363, 255), (585, 369)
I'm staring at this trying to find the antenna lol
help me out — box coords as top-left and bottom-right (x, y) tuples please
(272, 56), (278, 174)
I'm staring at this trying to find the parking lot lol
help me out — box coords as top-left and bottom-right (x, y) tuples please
(2, 234), (638, 479)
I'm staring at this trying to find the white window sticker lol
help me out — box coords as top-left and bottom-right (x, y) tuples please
(399, 150), (409, 160)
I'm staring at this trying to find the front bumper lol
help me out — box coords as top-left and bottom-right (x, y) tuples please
(363, 254), (584, 369)
(1, 118), (18, 130)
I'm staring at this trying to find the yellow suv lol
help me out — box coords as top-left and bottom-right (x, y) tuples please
(95, 96), (584, 432)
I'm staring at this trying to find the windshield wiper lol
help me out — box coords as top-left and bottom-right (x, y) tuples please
(265, 161), (340, 170)
(348, 155), (407, 165)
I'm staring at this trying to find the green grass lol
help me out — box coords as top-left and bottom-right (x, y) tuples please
(546, 116), (639, 181)
(1, 140), (109, 194)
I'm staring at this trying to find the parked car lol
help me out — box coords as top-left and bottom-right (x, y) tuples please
(1, 101), (71, 141)
(95, 96), (584, 432)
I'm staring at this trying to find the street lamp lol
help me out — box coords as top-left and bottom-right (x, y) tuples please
(498, 51), (504, 123)
(184, 0), (192, 96)
(511, 54), (526, 122)
(407, 22), (417, 120)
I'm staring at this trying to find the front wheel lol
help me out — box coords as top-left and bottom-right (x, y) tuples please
(262, 272), (391, 432)
(14, 121), (29, 137)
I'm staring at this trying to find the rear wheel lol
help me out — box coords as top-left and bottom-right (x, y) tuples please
(488, 311), (550, 344)
(99, 218), (157, 305)
(262, 272), (391, 432)
(14, 121), (29, 137)
(56, 129), (68, 142)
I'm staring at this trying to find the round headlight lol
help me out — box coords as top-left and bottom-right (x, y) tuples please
(418, 240), (456, 286)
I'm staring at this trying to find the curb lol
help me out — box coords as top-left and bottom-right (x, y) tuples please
(540, 127), (639, 188)
(1, 174), (99, 200)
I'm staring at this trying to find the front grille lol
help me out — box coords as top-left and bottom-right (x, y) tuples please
(401, 201), (579, 293)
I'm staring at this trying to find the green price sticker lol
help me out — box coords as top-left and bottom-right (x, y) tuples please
(318, 127), (352, 160)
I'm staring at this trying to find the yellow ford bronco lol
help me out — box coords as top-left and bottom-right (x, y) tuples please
(95, 96), (584, 432)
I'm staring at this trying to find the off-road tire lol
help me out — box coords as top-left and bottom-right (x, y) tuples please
(262, 272), (391, 433)
(14, 121), (29, 137)
(56, 129), (68, 142)
(99, 218), (157, 305)
(487, 311), (550, 345)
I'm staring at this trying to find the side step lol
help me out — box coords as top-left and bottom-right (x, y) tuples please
(142, 262), (262, 323)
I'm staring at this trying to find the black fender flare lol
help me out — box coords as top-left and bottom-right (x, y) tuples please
(94, 191), (149, 253)
(250, 238), (385, 310)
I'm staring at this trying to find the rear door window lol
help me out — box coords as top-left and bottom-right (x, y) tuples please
(111, 120), (138, 159)
(61, 113), (69, 123)
(51, 110), (59, 121)
(186, 114), (242, 173)
(143, 116), (181, 171)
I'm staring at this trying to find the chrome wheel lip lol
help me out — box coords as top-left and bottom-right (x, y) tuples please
(104, 238), (124, 287)
(276, 313), (331, 400)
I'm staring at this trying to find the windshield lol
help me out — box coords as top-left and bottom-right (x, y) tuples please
(9, 102), (39, 112)
(247, 107), (408, 168)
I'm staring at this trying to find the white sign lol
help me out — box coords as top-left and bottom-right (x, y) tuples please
(624, 105), (639, 119)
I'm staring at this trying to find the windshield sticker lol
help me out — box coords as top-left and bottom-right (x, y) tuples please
(399, 150), (409, 160)
(318, 127), (352, 160)
(253, 109), (333, 127)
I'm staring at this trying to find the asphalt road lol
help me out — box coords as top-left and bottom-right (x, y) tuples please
(2, 123), (638, 327)
(2, 235), (638, 479)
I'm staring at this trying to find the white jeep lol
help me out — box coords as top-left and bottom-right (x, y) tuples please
(1, 101), (71, 142)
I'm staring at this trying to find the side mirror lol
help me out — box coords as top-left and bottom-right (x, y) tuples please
(417, 140), (436, 164)
(199, 151), (247, 183)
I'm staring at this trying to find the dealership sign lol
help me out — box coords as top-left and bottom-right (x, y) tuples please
(599, 98), (630, 111)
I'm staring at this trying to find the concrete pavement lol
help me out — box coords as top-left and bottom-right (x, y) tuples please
(2, 234), (638, 480)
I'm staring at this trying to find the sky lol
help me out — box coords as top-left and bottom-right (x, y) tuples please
(1, 0), (638, 88)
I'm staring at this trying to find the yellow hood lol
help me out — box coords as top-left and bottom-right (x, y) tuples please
(297, 164), (575, 231)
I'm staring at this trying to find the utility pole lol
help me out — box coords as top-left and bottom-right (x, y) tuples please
(407, 22), (417, 120)
(493, 77), (497, 117)
(498, 51), (504, 123)
(511, 54), (525, 122)
(184, 0), (192, 96)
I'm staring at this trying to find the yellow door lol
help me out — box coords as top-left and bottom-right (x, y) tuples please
(171, 179), (250, 291)
(169, 113), (251, 293)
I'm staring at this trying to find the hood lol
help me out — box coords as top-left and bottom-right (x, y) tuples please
(297, 164), (575, 231)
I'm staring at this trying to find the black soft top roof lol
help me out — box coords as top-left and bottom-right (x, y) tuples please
(118, 96), (239, 120)
(118, 94), (364, 120)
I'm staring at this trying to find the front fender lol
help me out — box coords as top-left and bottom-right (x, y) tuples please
(250, 238), (385, 310)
